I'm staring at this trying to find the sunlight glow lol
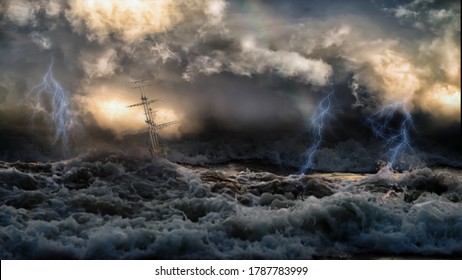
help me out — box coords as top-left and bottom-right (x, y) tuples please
(418, 83), (461, 121)
(206, 0), (226, 18)
(93, 97), (145, 133)
(433, 84), (460, 109)
(241, 36), (256, 50)
(98, 100), (131, 121)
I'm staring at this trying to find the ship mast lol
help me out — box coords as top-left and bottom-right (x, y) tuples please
(125, 80), (179, 157)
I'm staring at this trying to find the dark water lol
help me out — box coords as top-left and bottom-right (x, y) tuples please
(1, 154), (461, 259)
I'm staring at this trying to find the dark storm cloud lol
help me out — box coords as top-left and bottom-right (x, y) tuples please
(0, 86), (8, 103)
(0, 0), (459, 165)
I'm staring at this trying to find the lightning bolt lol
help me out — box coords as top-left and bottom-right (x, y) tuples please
(23, 59), (75, 157)
(367, 99), (415, 169)
(300, 87), (335, 174)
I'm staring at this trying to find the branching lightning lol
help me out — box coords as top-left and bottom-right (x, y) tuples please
(23, 59), (75, 156)
(300, 87), (335, 174)
(367, 99), (415, 168)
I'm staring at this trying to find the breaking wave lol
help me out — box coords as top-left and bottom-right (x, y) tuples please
(1, 153), (461, 259)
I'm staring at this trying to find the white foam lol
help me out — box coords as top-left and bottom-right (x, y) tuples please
(0, 156), (461, 259)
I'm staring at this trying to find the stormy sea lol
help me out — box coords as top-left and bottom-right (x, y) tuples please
(1, 151), (461, 259)
(0, 0), (460, 262)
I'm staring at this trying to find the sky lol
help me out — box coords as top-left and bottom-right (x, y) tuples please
(0, 0), (460, 164)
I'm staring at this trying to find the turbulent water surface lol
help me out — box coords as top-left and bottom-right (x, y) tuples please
(1, 154), (461, 259)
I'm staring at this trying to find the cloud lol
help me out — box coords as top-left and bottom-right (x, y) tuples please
(236, 40), (332, 86)
(357, 50), (421, 104)
(379, 0), (461, 121)
(4, 0), (39, 26)
(65, 0), (229, 42)
(28, 32), (52, 50)
(65, 0), (182, 42)
(184, 37), (332, 86)
(418, 83), (461, 121)
(75, 83), (181, 139)
(149, 42), (180, 64)
(0, 86), (8, 104)
(43, 0), (62, 17)
(81, 49), (120, 79)
(2, 0), (64, 26)
(0, 0), (460, 160)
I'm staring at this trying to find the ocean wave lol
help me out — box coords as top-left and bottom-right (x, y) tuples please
(0, 154), (461, 259)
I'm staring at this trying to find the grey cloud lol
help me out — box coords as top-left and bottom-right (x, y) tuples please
(0, 0), (459, 162)
(0, 86), (8, 103)
(28, 31), (52, 50)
